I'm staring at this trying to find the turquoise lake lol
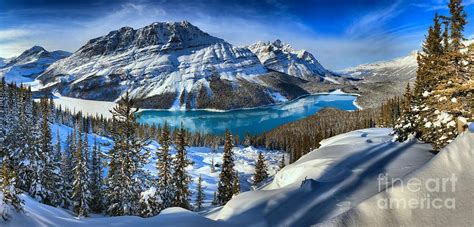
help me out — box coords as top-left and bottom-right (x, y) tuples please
(136, 93), (358, 137)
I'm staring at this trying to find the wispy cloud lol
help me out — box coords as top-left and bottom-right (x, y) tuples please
(0, 29), (32, 42)
(346, 0), (404, 38)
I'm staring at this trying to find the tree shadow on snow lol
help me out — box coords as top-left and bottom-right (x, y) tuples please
(227, 140), (419, 226)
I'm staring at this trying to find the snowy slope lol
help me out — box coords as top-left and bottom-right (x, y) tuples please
(7, 128), (474, 226)
(214, 128), (434, 226)
(51, 92), (116, 118)
(0, 46), (70, 84)
(4, 195), (227, 227)
(248, 40), (330, 81)
(320, 129), (474, 227)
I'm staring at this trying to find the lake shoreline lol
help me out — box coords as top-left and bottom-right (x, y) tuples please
(137, 89), (361, 114)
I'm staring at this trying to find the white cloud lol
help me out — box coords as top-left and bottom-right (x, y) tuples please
(0, 29), (31, 41)
(346, 0), (403, 38)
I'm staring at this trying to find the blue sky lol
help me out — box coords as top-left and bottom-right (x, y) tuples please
(1, 0), (474, 69)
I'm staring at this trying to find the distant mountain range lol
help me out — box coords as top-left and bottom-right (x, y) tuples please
(340, 51), (418, 108)
(0, 21), (422, 110)
(0, 46), (71, 84)
(342, 51), (418, 82)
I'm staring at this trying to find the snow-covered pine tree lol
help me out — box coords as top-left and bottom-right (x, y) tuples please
(59, 132), (75, 209)
(38, 98), (60, 206)
(157, 122), (174, 209)
(72, 130), (90, 217)
(0, 78), (7, 155)
(217, 129), (235, 205)
(105, 92), (149, 216)
(195, 175), (204, 210)
(15, 88), (44, 201)
(89, 137), (104, 213)
(50, 129), (63, 207)
(138, 186), (162, 217)
(422, 0), (469, 149)
(172, 126), (192, 209)
(393, 84), (417, 141)
(1, 149), (23, 221)
(410, 13), (445, 145)
(253, 152), (269, 187)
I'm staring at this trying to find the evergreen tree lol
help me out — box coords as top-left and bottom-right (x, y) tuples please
(157, 122), (174, 209)
(421, 0), (470, 149)
(393, 84), (416, 141)
(409, 13), (446, 145)
(72, 131), (90, 217)
(89, 137), (104, 213)
(38, 98), (60, 206)
(105, 92), (149, 216)
(195, 175), (205, 210)
(253, 152), (269, 187)
(232, 171), (240, 196)
(172, 127), (192, 209)
(59, 132), (74, 209)
(138, 186), (162, 217)
(1, 154), (23, 221)
(0, 79), (7, 157)
(217, 129), (235, 205)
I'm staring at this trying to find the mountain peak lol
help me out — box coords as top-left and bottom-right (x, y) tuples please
(77, 21), (224, 57)
(17, 46), (47, 58)
(248, 40), (328, 79)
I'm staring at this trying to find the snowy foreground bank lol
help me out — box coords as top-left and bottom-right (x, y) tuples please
(4, 128), (474, 226)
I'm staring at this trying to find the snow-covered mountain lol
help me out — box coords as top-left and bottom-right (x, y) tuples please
(342, 51), (418, 82)
(0, 57), (11, 68)
(37, 21), (321, 110)
(340, 51), (418, 108)
(0, 46), (71, 84)
(248, 40), (331, 81)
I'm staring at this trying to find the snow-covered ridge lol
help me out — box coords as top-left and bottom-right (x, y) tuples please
(76, 21), (225, 58)
(248, 40), (329, 80)
(321, 129), (474, 226)
(342, 51), (418, 79)
(0, 46), (71, 84)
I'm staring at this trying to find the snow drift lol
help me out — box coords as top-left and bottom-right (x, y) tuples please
(319, 129), (474, 227)
(214, 128), (434, 226)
